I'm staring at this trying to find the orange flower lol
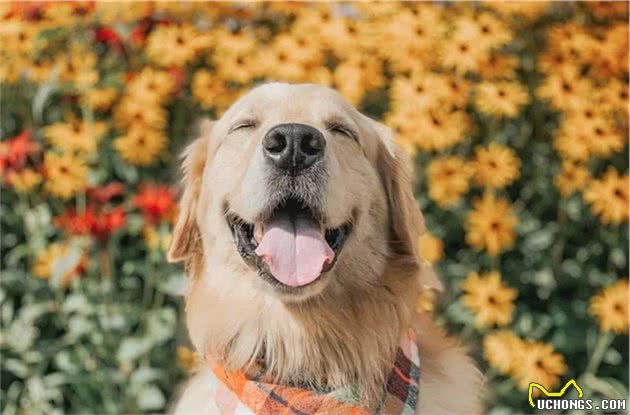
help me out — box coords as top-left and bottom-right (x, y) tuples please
(0, 130), (38, 174)
(466, 193), (518, 256)
(584, 168), (629, 224)
(134, 184), (177, 224)
(55, 206), (126, 243)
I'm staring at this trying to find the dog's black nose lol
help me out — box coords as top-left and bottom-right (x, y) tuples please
(262, 123), (325, 173)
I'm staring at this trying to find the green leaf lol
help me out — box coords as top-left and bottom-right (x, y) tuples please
(54, 351), (79, 375)
(130, 367), (161, 386)
(146, 308), (176, 344)
(62, 293), (91, 315)
(117, 337), (152, 363)
(4, 358), (30, 378)
(136, 384), (166, 410)
(67, 315), (94, 339)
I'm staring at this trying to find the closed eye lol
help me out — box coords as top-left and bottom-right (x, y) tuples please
(326, 122), (358, 142)
(228, 119), (258, 133)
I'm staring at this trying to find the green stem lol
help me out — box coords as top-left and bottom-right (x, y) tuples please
(584, 331), (614, 376)
(552, 199), (568, 277)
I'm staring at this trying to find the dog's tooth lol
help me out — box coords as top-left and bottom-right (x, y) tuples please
(254, 222), (264, 242)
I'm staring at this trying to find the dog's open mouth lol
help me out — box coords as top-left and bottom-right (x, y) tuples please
(227, 197), (352, 288)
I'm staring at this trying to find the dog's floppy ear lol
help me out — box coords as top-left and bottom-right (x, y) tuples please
(167, 119), (214, 264)
(370, 119), (443, 290)
(374, 122), (424, 258)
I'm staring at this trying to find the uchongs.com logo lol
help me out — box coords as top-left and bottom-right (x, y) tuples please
(528, 379), (627, 412)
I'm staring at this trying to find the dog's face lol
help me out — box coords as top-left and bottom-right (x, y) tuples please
(169, 83), (425, 302)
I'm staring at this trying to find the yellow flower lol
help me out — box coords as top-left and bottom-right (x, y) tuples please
(596, 79), (628, 114)
(113, 127), (166, 166)
(555, 160), (590, 197)
(25, 59), (55, 84)
(191, 70), (241, 113)
(538, 49), (571, 75)
(177, 346), (201, 373)
(461, 271), (517, 328)
(95, 2), (153, 25)
(553, 125), (591, 161)
(472, 143), (521, 189)
(418, 232), (444, 263)
(454, 12), (513, 52)
(146, 24), (202, 67)
(0, 53), (27, 84)
(440, 34), (487, 75)
(43, 152), (88, 199)
(55, 48), (99, 88)
(0, 20), (43, 56)
(82, 87), (119, 112)
(315, 16), (364, 59)
(333, 55), (384, 106)
(478, 54), (519, 80)
(588, 23), (628, 79)
(590, 279), (629, 334)
(390, 72), (470, 112)
(127, 68), (175, 104)
(466, 193), (518, 256)
(585, 118), (626, 159)
(483, 330), (525, 375)
(390, 72), (441, 112)
(211, 29), (259, 84)
(475, 81), (529, 117)
(427, 156), (473, 207)
(6, 168), (42, 192)
(143, 226), (173, 252)
(513, 341), (567, 391)
(545, 23), (594, 66)
(371, 7), (445, 74)
(414, 106), (470, 152)
(33, 243), (83, 287)
(114, 97), (167, 130)
(44, 120), (107, 155)
(441, 74), (472, 109)
(584, 168), (629, 224)
(537, 67), (591, 111)
(256, 34), (322, 83)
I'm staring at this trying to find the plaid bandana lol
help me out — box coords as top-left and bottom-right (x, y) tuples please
(205, 329), (420, 415)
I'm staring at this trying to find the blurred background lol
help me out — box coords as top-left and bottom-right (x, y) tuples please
(0, 2), (628, 414)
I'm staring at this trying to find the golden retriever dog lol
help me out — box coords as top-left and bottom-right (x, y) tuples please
(168, 83), (482, 414)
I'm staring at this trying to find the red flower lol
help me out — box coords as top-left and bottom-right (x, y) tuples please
(133, 184), (176, 223)
(95, 27), (123, 51)
(130, 19), (152, 46)
(0, 130), (38, 174)
(92, 207), (126, 242)
(55, 206), (126, 243)
(55, 208), (96, 236)
(87, 182), (125, 204)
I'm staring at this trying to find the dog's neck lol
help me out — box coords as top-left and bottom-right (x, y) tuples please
(186, 257), (420, 403)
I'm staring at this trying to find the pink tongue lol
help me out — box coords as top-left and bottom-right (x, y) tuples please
(255, 215), (334, 287)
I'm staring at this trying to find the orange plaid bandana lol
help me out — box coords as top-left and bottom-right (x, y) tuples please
(206, 329), (420, 415)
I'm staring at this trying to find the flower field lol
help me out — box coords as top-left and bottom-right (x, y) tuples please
(0, 2), (628, 414)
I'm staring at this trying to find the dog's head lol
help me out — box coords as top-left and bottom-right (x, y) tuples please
(168, 83), (428, 302)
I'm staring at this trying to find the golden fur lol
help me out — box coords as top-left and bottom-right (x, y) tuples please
(168, 83), (482, 414)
